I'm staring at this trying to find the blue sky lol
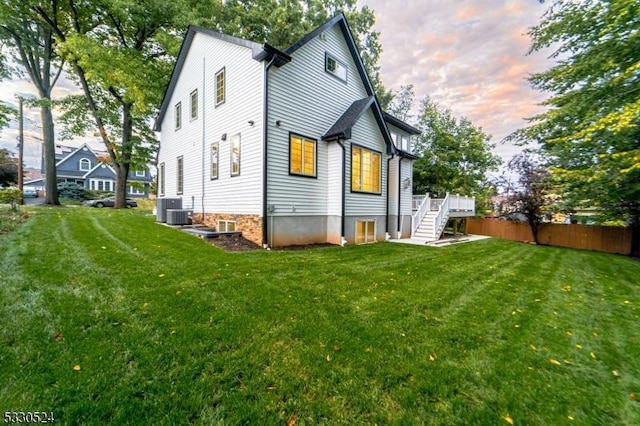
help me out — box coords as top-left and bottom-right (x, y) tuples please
(1, 0), (554, 169)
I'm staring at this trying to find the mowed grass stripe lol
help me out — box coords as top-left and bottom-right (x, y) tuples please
(1, 207), (639, 425)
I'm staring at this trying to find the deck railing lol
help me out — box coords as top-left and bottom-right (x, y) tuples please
(411, 193), (431, 235)
(411, 193), (476, 239)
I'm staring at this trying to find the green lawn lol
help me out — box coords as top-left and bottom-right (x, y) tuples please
(1, 207), (639, 425)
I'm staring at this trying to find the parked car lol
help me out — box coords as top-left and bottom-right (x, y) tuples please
(22, 188), (38, 198)
(84, 197), (137, 208)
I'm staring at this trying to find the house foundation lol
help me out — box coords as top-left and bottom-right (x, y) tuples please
(193, 213), (263, 246)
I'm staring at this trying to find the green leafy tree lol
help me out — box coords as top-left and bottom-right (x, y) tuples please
(0, 103), (15, 134)
(0, 0), (63, 205)
(498, 151), (554, 244)
(36, 0), (183, 208)
(413, 97), (502, 205)
(387, 84), (415, 123)
(513, 0), (640, 255)
(0, 148), (19, 186)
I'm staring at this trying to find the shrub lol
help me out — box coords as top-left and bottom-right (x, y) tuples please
(0, 188), (21, 211)
(57, 182), (90, 201)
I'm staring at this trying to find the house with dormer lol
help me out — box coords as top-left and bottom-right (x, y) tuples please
(154, 13), (474, 247)
(27, 143), (152, 197)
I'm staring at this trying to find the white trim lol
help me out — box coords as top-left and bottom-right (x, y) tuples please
(55, 143), (99, 168)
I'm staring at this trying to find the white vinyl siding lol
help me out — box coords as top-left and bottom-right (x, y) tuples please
(344, 110), (387, 216)
(267, 23), (375, 217)
(157, 31), (263, 214)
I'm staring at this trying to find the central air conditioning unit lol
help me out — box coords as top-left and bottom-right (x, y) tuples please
(166, 209), (192, 226)
(156, 198), (182, 223)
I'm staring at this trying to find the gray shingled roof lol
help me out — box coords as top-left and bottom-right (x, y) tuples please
(322, 96), (375, 141)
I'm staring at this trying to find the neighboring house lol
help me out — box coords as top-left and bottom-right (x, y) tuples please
(155, 13), (473, 247)
(26, 143), (152, 197)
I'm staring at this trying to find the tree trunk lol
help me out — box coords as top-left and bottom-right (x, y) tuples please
(529, 217), (540, 244)
(41, 101), (59, 205)
(631, 207), (640, 258)
(113, 104), (133, 209)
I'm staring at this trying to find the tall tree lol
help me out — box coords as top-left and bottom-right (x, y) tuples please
(36, 0), (183, 208)
(387, 84), (415, 123)
(0, 0), (63, 205)
(413, 97), (502, 205)
(0, 148), (19, 186)
(513, 0), (640, 255)
(497, 151), (554, 244)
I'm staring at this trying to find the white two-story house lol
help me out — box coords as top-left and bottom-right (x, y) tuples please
(155, 13), (473, 247)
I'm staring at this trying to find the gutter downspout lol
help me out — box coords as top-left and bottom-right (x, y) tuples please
(337, 140), (346, 245)
(262, 57), (277, 248)
(201, 58), (206, 217)
(397, 157), (404, 236)
(385, 154), (394, 237)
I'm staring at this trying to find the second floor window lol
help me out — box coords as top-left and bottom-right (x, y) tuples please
(175, 102), (182, 130)
(135, 170), (145, 177)
(325, 53), (347, 82)
(79, 158), (91, 171)
(190, 89), (198, 120)
(215, 68), (225, 106)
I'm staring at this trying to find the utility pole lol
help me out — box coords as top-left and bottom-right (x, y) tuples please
(18, 97), (24, 205)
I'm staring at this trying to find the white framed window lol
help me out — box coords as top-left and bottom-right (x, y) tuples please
(401, 135), (410, 152)
(135, 170), (145, 177)
(177, 156), (184, 195)
(230, 133), (240, 176)
(215, 68), (225, 106)
(128, 185), (144, 195)
(218, 220), (236, 232)
(175, 102), (182, 130)
(90, 179), (114, 192)
(355, 220), (376, 244)
(190, 89), (198, 120)
(79, 158), (91, 171)
(211, 142), (219, 180)
(159, 162), (165, 196)
(325, 53), (347, 82)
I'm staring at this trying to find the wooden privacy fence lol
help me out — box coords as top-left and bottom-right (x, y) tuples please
(467, 218), (636, 256)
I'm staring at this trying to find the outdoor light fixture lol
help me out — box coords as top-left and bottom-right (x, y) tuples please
(221, 133), (227, 140)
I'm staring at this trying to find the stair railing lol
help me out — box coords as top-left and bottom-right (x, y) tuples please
(411, 193), (431, 236)
(432, 192), (451, 239)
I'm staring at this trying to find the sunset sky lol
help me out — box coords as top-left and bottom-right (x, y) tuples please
(1, 0), (555, 170)
(360, 0), (554, 163)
